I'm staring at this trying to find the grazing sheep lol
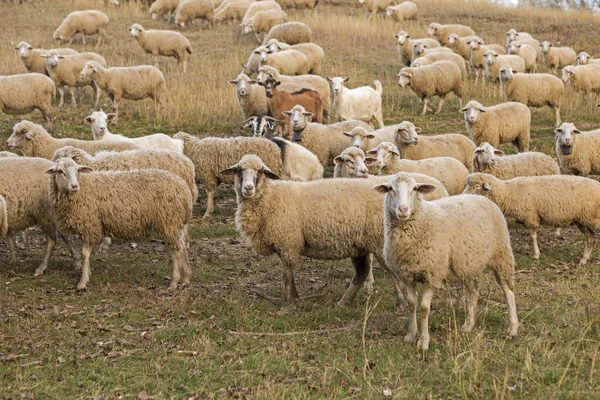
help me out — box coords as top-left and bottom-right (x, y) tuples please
(0, 73), (55, 133)
(576, 52), (600, 66)
(375, 173), (518, 351)
(276, 0), (318, 10)
(554, 122), (600, 176)
(80, 61), (165, 121)
(43, 51), (106, 108)
(394, 31), (440, 67)
(541, 41), (576, 74)
(261, 22), (312, 45)
(258, 49), (309, 76)
(175, 0), (215, 29)
(242, 1), (282, 24)
(366, 142), (469, 195)
(398, 60), (464, 116)
(507, 42), (537, 73)
(465, 172), (600, 265)
(149, 0), (180, 20)
(472, 142), (560, 179)
(468, 36), (509, 82)
(484, 50), (526, 83)
(506, 29), (533, 49)
(128, 24), (192, 72)
(327, 76), (384, 128)
(5, 120), (139, 160)
(561, 65), (600, 95)
(53, 10), (109, 48)
(427, 23), (475, 46)
(358, 0), (398, 15)
(460, 100), (530, 151)
(499, 66), (563, 126)
(241, 9), (287, 43)
(47, 158), (191, 290)
(214, 1), (253, 23)
(262, 40), (324, 75)
(343, 125), (396, 151)
(393, 121), (476, 169)
(14, 42), (78, 75)
(84, 110), (183, 153)
(411, 52), (468, 82)
(385, 1), (417, 21)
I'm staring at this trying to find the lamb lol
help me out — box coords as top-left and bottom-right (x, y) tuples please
(554, 122), (600, 176)
(175, 0), (215, 29)
(468, 36), (509, 82)
(14, 42), (78, 75)
(561, 65), (600, 95)
(506, 29), (533, 49)
(53, 10), (109, 48)
(149, 0), (180, 20)
(398, 60), (464, 116)
(427, 23), (475, 46)
(484, 50), (526, 83)
(214, 1), (253, 23)
(80, 61), (165, 121)
(258, 49), (309, 76)
(507, 42), (537, 73)
(358, 0), (398, 15)
(385, 1), (417, 21)
(5, 120), (140, 160)
(128, 24), (192, 72)
(241, 9), (287, 43)
(47, 157), (192, 290)
(261, 22), (312, 45)
(394, 31), (440, 67)
(242, 1), (283, 24)
(499, 66), (564, 126)
(276, 0), (318, 10)
(471, 142), (560, 179)
(393, 121), (476, 169)
(460, 100), (530, 152)
(0, 73), (55, 133)
(343, 125), (396, 151)
(541, 41), (576, 74)
(51, 146), (198, 204)
(366, 142), (469, 195)
(261, 40), (324, 75)
(576, 52), (600, 66)
(326, 76), (384, 128)
(465, 172), (600, 265)
(43, 51), (106, 108)
(375, 173), (518, 351)
(410, 52), (468, 82)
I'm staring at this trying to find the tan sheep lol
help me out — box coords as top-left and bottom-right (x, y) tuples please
(128, 23), (192, 72)
(175, 0), (215, 29)
(214, 1), (253, 23)
(53, 10), (109, 48)
(149, 0), (180, 20)
(241, 9), (287, 43)
(0, 73), (55, 133)
(394, 31), (440, 67)
(242, 1), (283, 24)
(561, 65), (600, 95)
(446, 33), (476, 62)
(507, 42), (537, 73)
(506, 29), (533, 49)
(276, 0), (318, 10)
(410, 52), (468, 82)
(472, 142), (560, 179)
(484, 50), (525, 83)
(14, 42), (78, 75)
(554, 122), (600, 176)
(576, 52), (600, 66)
(385, 1), (417, 21)
(410, 41), (453, 63)
(468, 36), (509, 82)
(259, 49), (309, 76)
(261, 22), (312, 45)
(541, 41), (576, 74)
(427, 23), (475, 46)
(262, 40), (324, 75)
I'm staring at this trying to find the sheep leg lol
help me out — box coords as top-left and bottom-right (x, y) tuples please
(91, 81), (101, 108)
(461, 279), (479, 333)
(34, 233), (56, 276)
(99, 236), (111, 251)
(280, 253), (300, 307)
(404, 281), (418, 344)
(169, 246), (182, 290)
(18, 229), (28, 250)
(494, 272), (519, 338)
(57, 86), (65, 108)
(554, 106), (561, 127)
(530, 227), (540, 260)
(111, 97), (120, 123)
(417, 284), (435, 351)
(77, 242), (93, 290)
(7, 231), (17, 264)
(152, 54), (159, 68)
(337, 254), (371, 307)
(180, 233), (191, 286)
(202, 188), (216, 218)
(435, 96), (446, 115)
(81, 33), (86, 46)
(421, 98), (429, 116)
(59, 232), (83, 270)
(576, 223), (595, 265)
(96, 33), (103, 48)
(70, 86), (77, 107)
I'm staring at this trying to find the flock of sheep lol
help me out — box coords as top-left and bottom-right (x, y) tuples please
(3, 0), (600, 352)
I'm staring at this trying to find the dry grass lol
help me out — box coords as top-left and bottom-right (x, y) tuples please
(2, 0), (600, 398)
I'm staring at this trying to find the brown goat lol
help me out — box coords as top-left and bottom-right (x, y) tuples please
(259, 76), (323, 138)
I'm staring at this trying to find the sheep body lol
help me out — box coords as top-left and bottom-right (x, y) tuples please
(262, 22), (311, 45)
(484, 50), (525, 83)
(427, 23), (475, 46)
(0, 73), (55, 133)
(53, 10), (109, 47)
(561, 64), (600, 94)
(506, 29), (533, 49)
(241, 9), (288, 42)
(242, 1), (282, 23)
(149, 0), (180, 19)
(214, 1), (253, 22)
(469, 36), (510, 80)
(554, 122), (600, 176)
(472, 142), (559, 179)
(276, 0), (318, 10)
(446, 34), (476, 62)
(576, 52), (600, 66)
(128, 24), (192, 72)
(385, 1), (417, 21)
(14, 42), (78, 75)
(263, 40), (324, 74)
(541, 41), (576, 73)
(411, 52), (467, 81)
(359, 0), (398, 14)
(507, 42), (537, 72)
(260, 49), (309, 75)
(175, 0), (215, 28)
(394, 31), (440, 67)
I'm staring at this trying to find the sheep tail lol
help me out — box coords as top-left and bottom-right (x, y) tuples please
(374, 79), (383, 96)
(0, 196), (8, 240)
(270, 136), (288, 164)
(186, 46), (192, 55)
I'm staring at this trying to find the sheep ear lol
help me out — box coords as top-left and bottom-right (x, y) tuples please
(415, 127), (422, 134)
(326, 76), (332, 82)
(416, 183), (436, 194)
(58, 55), (66, 59)
(483, 183), (492, 191)
(392, 149), (400, 156)
(241, 64), (247, 70)
(220, 166), (240, 175)
(78, 166), (94, 173)
(227, 80), (238, 85)
(474, 147), (484, 153)
(84, 116), (93, 124)
(106, 113), (117, 121)
(281, 111), (292, 117)
(573, 129), (581, 134)
(333, 156), (344, 165)
(248, 80), (257, 84)
(260, 167), (280, 180)
(342, 131), (353, 137)
(25, 131), (34, 140)
(366, 134), (376, 139)
(372, 184), (391, 194)
(365, 148), (378, 155)
(365, 157), (377, 165)
(44, 165), (59, 175)
(302, 112), (313, 118)
(459, 106), (468, 112)
(343, 77), (350, 82)
(478, 106), (487, 112)
(394, 34), (399, 39)
(257, 81), (265, 86)
(494, 149), (505, 156)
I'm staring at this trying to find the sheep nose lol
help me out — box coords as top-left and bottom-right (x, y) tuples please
(468, 117), (475, 122)
(239, 89), (246, 96)
(352, 144), (360, 148)
(70, 184), (80, 192)
(399, 206), (408, 215)
(360, 168), (369, 175)
(243, 184), (254, 191)
(375, 161), (383, 167)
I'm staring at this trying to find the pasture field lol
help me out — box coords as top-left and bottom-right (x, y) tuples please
(2, 0), (600, 398)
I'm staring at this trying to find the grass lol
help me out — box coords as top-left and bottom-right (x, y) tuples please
(2, 0), (600, 398)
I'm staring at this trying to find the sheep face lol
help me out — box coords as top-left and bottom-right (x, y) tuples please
(427, 23), (440, 37)
(228, 74), (257, 97)
(472, 142), (503, 171)
(53, 32), (65, 45)
(499, 66), (515, 81)
(44, 51), (62, 68)
(561, 67), (575, 84)
(343, 127), (375, 150)
(447, 34), (459, 47)
(327, 76), (350, 96)
(577, 52), (591, 65)
(541, 41), (552, 54)
(256, 67), (278, 84)
(460, 101), (486, 124)
(333, 147), (372, 178)
(45, 158), (93, 195)
(463, 173), (495, 196)
(394, 122), (420, 145)
(373, 173), (436, 221)
(395, 31), (410, 45)
(507, 43), (518, 55)
(243, 116), (278, 138)
(366, 142), (399, 169)
(397, 70), (412, 88)
(385, 7), (394, 17)
(284, 105), (313, 137)
(412, 42), (426, 56)
(80, 61), (99, 79)
(15, 42), (33, 59)
(220, 155), (280, 199)
(240, 23), (255, 35)
(128, 24), (144, 38)
(5, 122), (35, 151)
(254, 47), (270, 63)
(84, 110), (116, 139)
(554, 122), (580, 154)
(469, 36), (484, 50)
(484, 50), (499, 66)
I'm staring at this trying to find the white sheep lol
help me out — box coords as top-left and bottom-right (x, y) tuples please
(484, 50), (525, 83)
(258, 49), (309, 76)
(398, 60), (463, 116)
(175, 0), (215, 29)
(261, 22), (312, 45)
(80, 61), (165, 121)
(375, 173), (518, 351)
(14, 42), (78, 75)
(128, 23), (193, 72)
(507, 42), (537, 73)
(410, 41), (453, 62)
(541, 41), (576, 74)
(214, 1), (253, 23)
(358, 0), (398, 15)
(510, 38), (542, 62)
(394, 31), (440, 67)
(53, 10), (109, 48)
(576, 52), (600, 66)
(427, 23), (475, 46)
(149, 0), (180, 20)
(410, 52), (468, 82)
(554, 122), (600, 176)
(446, 33), (476, 62)
(472, 142), (560, 179)
(242, 1), (282, 24)
(343, 125), (396, 151)
(561, 65), (600, 95)
(326, 76), (384, 128)
(0, 73), (55, 133)
(240, 9), (287, 43)
(262, 40), (324, 75)
(385, 1), (417, 21)
(460, 100), (530, 151)
(468, 36), (509, 82)
(505, 29), (533, 49)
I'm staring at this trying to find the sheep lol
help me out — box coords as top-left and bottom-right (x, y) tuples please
(411, 52), (468, 82)
(214, 1), (253, 23)
(499, 66), (564, 126)
(326, 76), (384, 128)
(5, 120), (140, 160)
(276, 0), (318, 10)
(276, 139), (324, 182)
(366, 142), (469, 195)
(460, 100), (530, 152)
(258, 49), (309, 76)
(427, 23), (475, 46)
(410, 41), (453, 63)
(80, 62), (165, 121)
(46, 157), (191, 290)
(242, 46), (262, 77)
(53, 10), (109, 48)
(561, 65), (600, 95)
(257, 65), (331, 122)
(510, 38), (542, 62)
(506, 29), (533, 49)
(14, 42), (78, 75)
(576, 52), (600, 66)
(0, 157), (82, 276)
(43, 51), (106, 108)
(472, 142), (560, 179)
(358, 0), (398, 15)
(241, 9), (287, 43)
(375, 173), (518, 351)
(343, 125), (396, 151)
(261, 40), (324, 75)
(149, 0), (179, 20)
(507, 42), (537, 73)
(83, 109), (183, 153)
(541, 41), (576, 74)
(398, 60), (464, 116)
(51, 146), (198, 204)
(261, 22), (312, 45)
(175, 0), (215, 29)
(394, 31), (440, 67)
(0, 73), (55, 133)
(128, 24), (192, 72)
(484, 50), (526, 83)
(554, 122), (600, 176)
(446, 34), (476, 62)
(385, 1), (417, 21)
(393, 121), (476, 169)
(468, 36), (509, 82)
(465, 172), (600, 266)
(242, 1), (282, 24)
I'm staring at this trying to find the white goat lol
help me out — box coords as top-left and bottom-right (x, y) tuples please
(326, 76), (384, 128)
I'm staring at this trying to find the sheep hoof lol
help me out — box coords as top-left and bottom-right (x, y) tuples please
(404, 332), (417, 344)
(279, 303), (296, 314)
(33, 269), (44, 277)
(460, 323), (473, 333)
(364, 281), (374, 294)
(336, 300), (349, 308)
(533, 254), (540, 260)
(76, 283), (88, 291)
(417, 336), (429, 351)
